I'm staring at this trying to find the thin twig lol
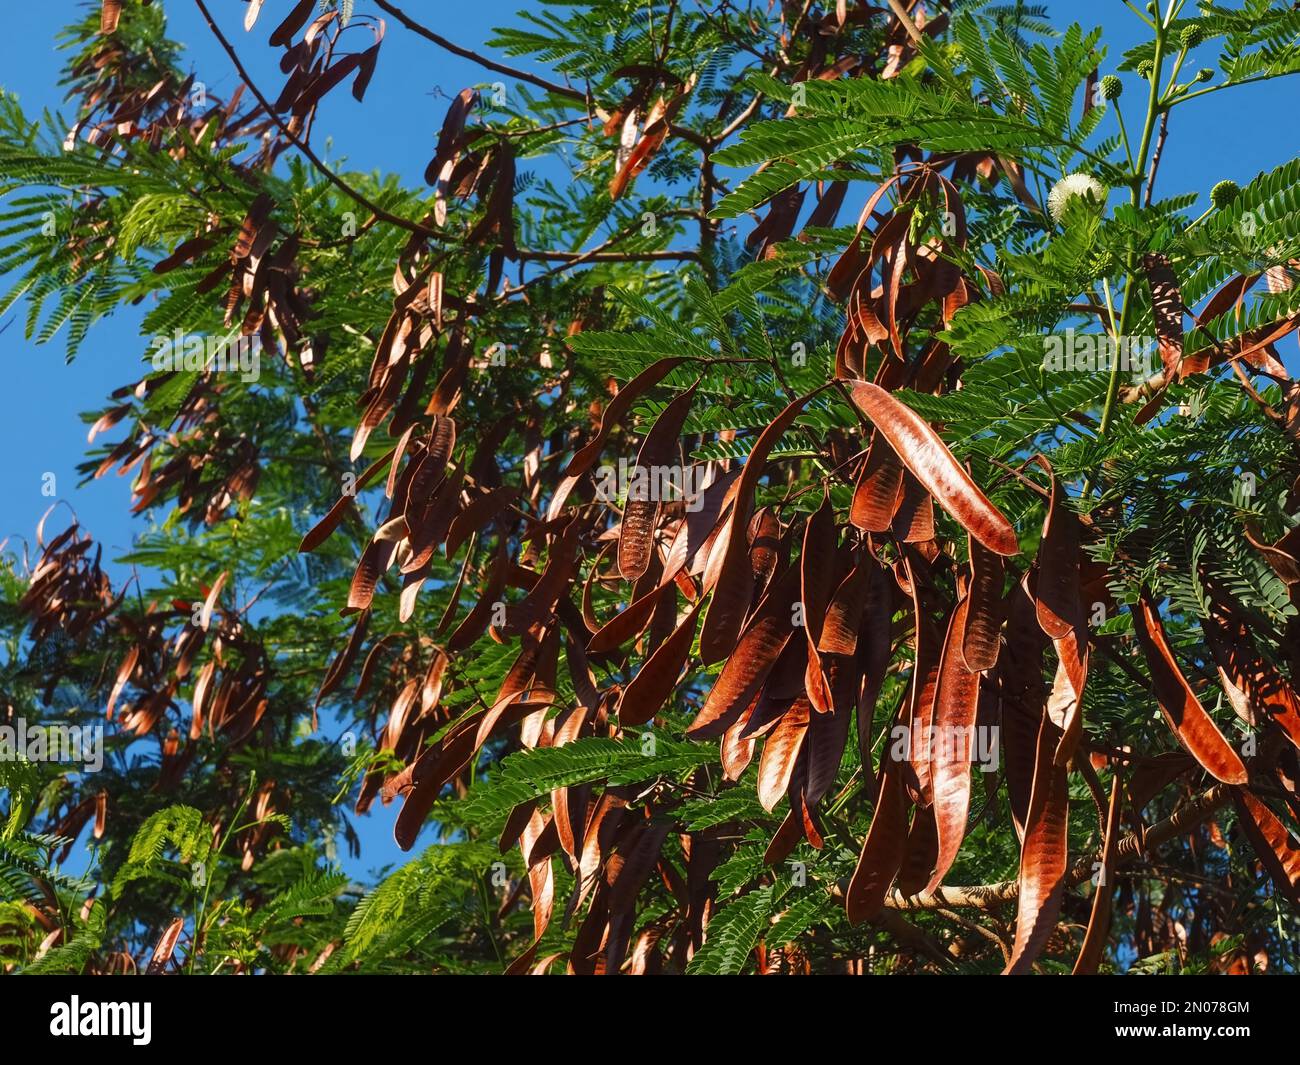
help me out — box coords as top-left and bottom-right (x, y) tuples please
(519, 249), (700, 264)
(1143, 110), (1170, 207)
(938, 907), (1011, 964)
(373, 0), (586, 103)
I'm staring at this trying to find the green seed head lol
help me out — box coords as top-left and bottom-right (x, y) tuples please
(1099, 75), (1123, 101)
(1179, 24), (1206, 49)
(1137, 59), (1154, 79)
(1196, 67), (1214, 82)
(1211, 180), (1241, 209)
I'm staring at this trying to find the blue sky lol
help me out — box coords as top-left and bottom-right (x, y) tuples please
(1, 1), (1297, 879)
(1, 0), (513, 879)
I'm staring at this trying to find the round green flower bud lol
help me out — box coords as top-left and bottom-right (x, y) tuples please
(1196, 67), (1214, 82)
(1210, 180), (1240, 209)
(1137, 59), (1154, 79)
(1179, 24), (1206, 49)
(1099, 75), (1123, 101)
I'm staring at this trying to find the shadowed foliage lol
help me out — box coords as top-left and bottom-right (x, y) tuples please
(1, 0), (1299, 975)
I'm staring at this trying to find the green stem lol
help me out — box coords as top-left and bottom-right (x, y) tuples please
(478, 876), (504, 967)
(1121, 0), (1156, 28)
(190, 775), (254, 974)
(1101, 276), (1120, 339)
(1160, 47), (1189, 105)
(1096, 18), (1167, 443)
(1113, 100), (1136, 172)
(1173, 73), (1284, 105)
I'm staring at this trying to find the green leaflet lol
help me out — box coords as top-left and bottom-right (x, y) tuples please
(685, 885), (773, 974)
(436, 735), (718, 838)
(112, 805), (212, 899)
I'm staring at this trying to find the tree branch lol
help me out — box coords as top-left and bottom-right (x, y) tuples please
(193, 0), (437, 240)
(518, 249), (700, 264)
(1143, 110), (1170, 208)
(372, 0), (586, 103)
(885, 0), (925, 47)
(830, 783), (1231, 912)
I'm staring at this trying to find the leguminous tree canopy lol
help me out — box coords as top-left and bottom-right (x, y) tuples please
(1, 0), (1299, 978)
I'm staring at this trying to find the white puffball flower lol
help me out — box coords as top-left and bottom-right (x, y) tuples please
(1047, 173), (1107, 222)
